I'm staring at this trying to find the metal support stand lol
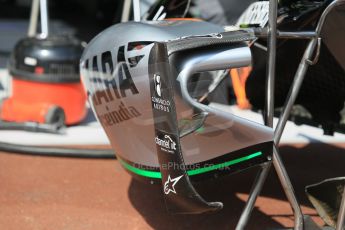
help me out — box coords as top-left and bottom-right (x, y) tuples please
(236, 0), (279, 228)
(121, 0), (132, 22)
(28, 0), (50, 38)
(236, 0), (345, 228)
(39, 0), (49, 38)
(133, 0), (141, 22)
(274, 37), (319, 144)
(235, 0), (345, 228)
(28, 0), (40, 37)
(236, 163), (272, 230)
(273, 145), (304, 229)
(272, 1), (345, 229)
(265, 0), (277, 128)
(268, 33), (320, 230)
(235, 0), (326, 228)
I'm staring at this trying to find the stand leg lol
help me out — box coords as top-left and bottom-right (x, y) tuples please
(273, 145), (304, 230)
(39, 0), (49, 38)
(236, 162), (272, 230)
(265, 0), (278, 128)
(121, 0), (132, 22)
(28, 0), (40, 36)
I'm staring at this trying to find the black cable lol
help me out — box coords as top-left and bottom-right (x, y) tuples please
(0, 141), (116, 159)
(0, 121), (63, 134)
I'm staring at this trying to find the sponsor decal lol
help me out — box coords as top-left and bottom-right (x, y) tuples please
(164, 175), (183, 194)
(151, 96), (171, 113)
(155, 134), (177, 153)
(83, 46), (142, 125)
(98, 101), (141, 127)
(154, 74), (162, 97)
(84, 47), (139, 106)
(151, 73), (171, 113)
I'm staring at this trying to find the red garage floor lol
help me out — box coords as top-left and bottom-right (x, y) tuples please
(1, 143), (344, 230)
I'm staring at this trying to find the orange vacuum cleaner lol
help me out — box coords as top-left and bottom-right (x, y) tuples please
(3, 36), (86, 126)
(0, 0), (86, 133)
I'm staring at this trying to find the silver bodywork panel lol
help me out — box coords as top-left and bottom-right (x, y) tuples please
(80, 20), (273, 169)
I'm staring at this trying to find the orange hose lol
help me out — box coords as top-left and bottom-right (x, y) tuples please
(230, 67), (252, 109)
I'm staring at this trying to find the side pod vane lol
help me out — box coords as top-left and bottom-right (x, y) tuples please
(149, 42), (223, 214)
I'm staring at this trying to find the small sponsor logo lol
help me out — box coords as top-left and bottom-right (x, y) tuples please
(155, 134), (177, 153)
(154, 74), (162, 97)
(164, 175), (183, 195)
(98, 102), (141, 127)
(151, 73), (171, 113)
(151, 96), (171, 112)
